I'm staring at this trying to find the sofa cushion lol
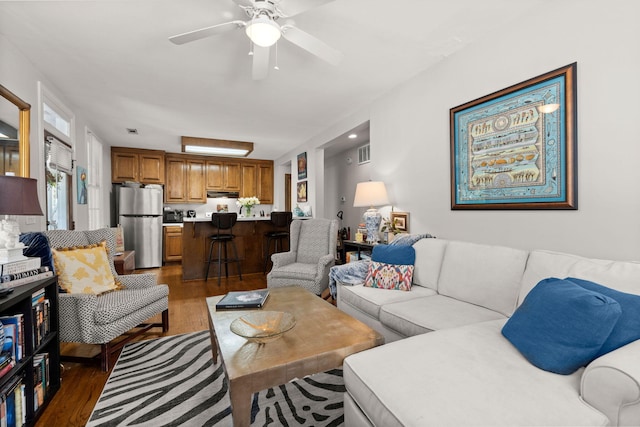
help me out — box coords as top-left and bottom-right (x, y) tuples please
(380, 295), (505, 336)
(94, 285), (169, 325)
(338, 284), (436, 319)
(437, 241), (529, 316)
(371, 244), (415, 265)
(52, 241), (123, 295)
(519, 249), (640, 305)
(364, 261), (414, 291)
(502, 278), (621, 375)
(411, 238), (447, 290)
(267, 262), (318, 281)
(343, 319), (609, 427)
(567, 277), (640, 357)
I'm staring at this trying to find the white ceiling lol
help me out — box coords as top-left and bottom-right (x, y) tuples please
(0, 0), (544, 160)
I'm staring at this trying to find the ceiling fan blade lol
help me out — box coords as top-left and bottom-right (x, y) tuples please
(252, 45), (270, 80)
(278, 0), (335, 17)
(281, 25), (343, 66)
(169, 21), (245, 45)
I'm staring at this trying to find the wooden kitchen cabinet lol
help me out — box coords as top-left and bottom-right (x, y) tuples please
(164, 226), (183, 262)
(206, 159), (241, 191)
(111, 147), (164, 184)
(164, 154), (206, 203)
(240, 160), (274, 204)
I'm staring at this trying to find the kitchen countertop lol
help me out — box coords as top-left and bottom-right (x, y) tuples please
(182, 216), (271, 222)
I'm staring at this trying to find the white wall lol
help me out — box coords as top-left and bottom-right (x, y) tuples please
(1, 34), (112, 231)
(324, 146), (372, 232)
(369, 0), (640, 260)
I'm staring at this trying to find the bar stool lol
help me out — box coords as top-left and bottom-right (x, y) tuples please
(206, 212), (242, 285)
(263, 211), (293, 273)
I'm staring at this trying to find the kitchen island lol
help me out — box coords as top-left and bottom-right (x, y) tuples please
(182, 216), (288, 281)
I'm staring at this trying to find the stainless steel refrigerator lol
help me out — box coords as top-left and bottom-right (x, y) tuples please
(118, 186), (163, 268)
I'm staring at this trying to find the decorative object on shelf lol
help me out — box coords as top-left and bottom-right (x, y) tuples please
(230, 311), (296, 344)
(236, 196), (260, 217)
(293, 205), (304, 217)
(450, 63), (577, 210)
(297, 181), (307, 202)
(353, 181), (389, 244)
(0, 176), (44, 262)
(297, 152), (307, 180)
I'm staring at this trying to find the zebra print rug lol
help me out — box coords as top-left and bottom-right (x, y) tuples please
(87, 331), (345, 426)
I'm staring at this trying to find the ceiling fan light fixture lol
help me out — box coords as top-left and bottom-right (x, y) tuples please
(246, 16), (281, 47)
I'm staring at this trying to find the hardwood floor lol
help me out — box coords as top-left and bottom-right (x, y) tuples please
(35, 264), (266, 427)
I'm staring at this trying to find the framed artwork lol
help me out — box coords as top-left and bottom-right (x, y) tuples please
(390, 212), (409, 232)
(297, 181), (308, 202)
(76, 166), (88, 205)
(297, 152), (307, 180)
(450, 63), (577, 210)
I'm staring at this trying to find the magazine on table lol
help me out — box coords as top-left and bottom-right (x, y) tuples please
(215, 290), (269, 310)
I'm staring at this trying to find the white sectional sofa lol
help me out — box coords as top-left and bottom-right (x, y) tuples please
(337, 238), (640, 426)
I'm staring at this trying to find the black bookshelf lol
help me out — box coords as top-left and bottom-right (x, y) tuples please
(0, 276), (60, 426)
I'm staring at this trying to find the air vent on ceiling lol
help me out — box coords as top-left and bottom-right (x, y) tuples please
(358, 144), (370, 165)
(126, 128), (138, 135)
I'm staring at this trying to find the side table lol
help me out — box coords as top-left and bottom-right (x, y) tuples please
(341, 240), (375, 263)
(114, 250), (135, 275)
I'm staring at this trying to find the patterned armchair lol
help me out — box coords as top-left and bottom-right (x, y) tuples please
(267, 219), (339, 295)
(42, 228), (169, 371)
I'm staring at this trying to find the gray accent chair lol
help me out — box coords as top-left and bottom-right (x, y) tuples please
(267, 218), (339, 295)
(44, 228), (169, 371)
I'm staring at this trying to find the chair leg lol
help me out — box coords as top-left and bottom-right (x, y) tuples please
(101, 343), (110, 372)
(162, 309), (169, 333)
(223, 242), (230, 279)
(205, 239), (215, 281)
(217, 241), (223, 286)
(231, 239), (242, 281)
(263, 237), (272, 274)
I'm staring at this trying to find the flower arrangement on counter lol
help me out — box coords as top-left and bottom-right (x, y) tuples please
(237, 196), (260, 217)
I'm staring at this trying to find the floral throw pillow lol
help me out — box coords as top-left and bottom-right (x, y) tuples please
(364, 261), (414, 291)
(52, 241), (123, 295)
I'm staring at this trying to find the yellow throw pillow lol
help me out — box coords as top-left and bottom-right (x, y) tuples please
(52, 241), (123, 295)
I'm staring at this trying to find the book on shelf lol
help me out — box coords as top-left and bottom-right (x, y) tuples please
(215, 289), (270, 310)
(0, 315), (24, 362)
(0, 258), (41, 277)
(0, 271), (54, 290)
(1, 266), (49, 283)
(0, 374), (23, 427)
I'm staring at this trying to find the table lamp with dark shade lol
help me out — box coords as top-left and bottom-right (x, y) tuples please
(0, 175), (44, 261)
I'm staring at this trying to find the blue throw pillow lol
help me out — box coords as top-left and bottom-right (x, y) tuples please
(567, 277), (640, 357)
(502, 277), (621, 375)
(371, 245), (415, 265)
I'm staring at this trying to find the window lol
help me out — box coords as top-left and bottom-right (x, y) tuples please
(45, 135), (73, 230)
(40, 83), (75, 230)
(43, 102), (71, 139)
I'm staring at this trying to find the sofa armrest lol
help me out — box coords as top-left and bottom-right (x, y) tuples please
(581, 340), (640, 426)
(118, 273), (157, 289)
(271, 251), (296, 269)
(58, 293), (98, 343)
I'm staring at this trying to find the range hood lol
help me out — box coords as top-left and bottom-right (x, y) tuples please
(206, 190), (240, 199)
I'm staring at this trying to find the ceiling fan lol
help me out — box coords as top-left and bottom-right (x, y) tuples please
(169, 0), (343, 80)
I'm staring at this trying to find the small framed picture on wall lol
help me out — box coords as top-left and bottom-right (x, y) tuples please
(390, 211), (409, 232)
(297, 181), (308, 202)
(297, 152), (307, 180)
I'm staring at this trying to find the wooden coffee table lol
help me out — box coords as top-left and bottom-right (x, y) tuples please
(206, 286), (383, 426)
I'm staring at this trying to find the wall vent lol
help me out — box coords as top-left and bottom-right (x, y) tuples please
(358, 144), (370, 164)
(126, 128), (139, 135)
